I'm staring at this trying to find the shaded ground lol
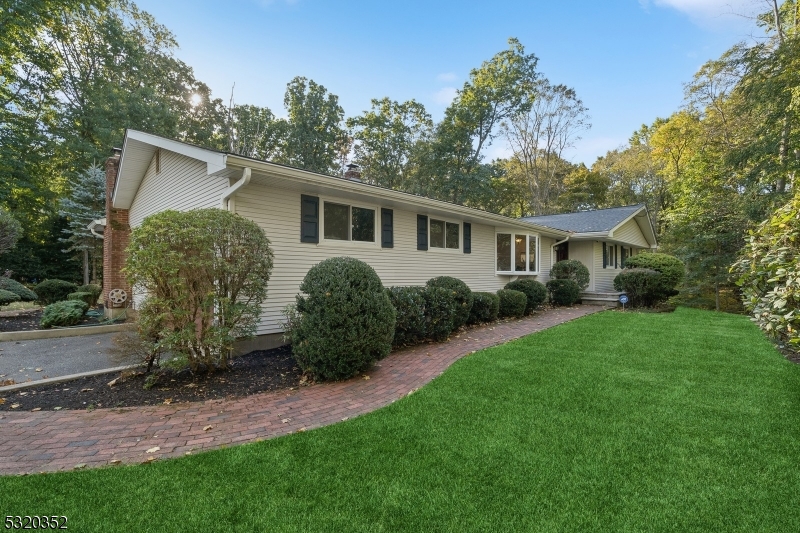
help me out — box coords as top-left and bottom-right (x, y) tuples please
(0, 345), (301, 411)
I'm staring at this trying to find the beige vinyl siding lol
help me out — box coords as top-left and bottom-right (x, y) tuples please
(236, 183), (542, 335)
(129, 149), (229, 228)
(613, 218), (649, 247)
(568, 241), (595, 291)
(537, 236), (555, 283)
(593, 241), (621, 292)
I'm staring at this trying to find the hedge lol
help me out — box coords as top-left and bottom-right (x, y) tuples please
(426, 276), (473, 330)
(40, 300), (89, 328)
(497, 289), (527, 318)
(423, 286), (459, 342)
(623, 253), (684, 302)
(0, 289), (21, 306)
(468, 292), (500, 324)
(504, 279), (547, 315)
(388, 286), (427, 347)
(613, 268), (662, 307)
(551, 259), (590, 290)
(0, 277), (37, 302)
(547, 279), (581, 306)
(34, 279), (78, 305)
(67, 291), (95, 307)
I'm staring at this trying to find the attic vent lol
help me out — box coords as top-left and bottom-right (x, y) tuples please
(344, 163), (361, 182)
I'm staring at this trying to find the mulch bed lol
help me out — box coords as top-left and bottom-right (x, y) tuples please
(0, 345), (302, 412)
(0, 308), (111, 333)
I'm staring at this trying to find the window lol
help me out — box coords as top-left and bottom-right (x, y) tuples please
(323, 201), (375, 242)
(496, 232), (538, 274)
(430, 219), (459, 249)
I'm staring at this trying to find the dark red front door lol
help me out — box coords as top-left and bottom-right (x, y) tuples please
(555, 243), (569, 263)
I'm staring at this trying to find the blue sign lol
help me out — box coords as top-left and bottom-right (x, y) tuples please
(619, 294), (629, 304)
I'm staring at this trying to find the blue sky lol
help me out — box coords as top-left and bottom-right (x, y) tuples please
(134, 0), (765, 166)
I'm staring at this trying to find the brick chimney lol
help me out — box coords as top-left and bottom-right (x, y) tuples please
(344, 163), (361, 182)
(102, 148), (132, 318)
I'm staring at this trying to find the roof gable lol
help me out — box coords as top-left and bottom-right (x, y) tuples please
(521, 205), (646, 233)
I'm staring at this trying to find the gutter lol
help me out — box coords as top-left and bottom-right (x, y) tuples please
(220, 167), (252, 211)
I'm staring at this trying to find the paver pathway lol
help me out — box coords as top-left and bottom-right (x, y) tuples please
(0, 305), (603, 475)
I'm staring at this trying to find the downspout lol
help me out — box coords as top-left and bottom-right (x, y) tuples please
(220, 167), (252, 211)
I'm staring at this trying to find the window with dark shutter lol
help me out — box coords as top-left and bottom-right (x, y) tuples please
(463, 223), (471, 254)
(300, 195), (319, 243)
(381, 208), (393, 248)
(417, 215), (428, 251)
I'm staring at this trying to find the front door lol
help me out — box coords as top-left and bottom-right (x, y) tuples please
(554, 242), (569, 263)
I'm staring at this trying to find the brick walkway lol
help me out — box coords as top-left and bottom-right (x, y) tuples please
(0, 305), (602, 475)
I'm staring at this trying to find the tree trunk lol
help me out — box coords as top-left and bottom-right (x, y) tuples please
(83, 248), (89, 286)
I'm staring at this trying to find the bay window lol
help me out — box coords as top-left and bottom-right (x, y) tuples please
(496, 232), (538, 274)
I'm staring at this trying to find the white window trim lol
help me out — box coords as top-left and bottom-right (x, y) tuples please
(427, 217), (461, 252)
(495, 231), (540, 275)
(319, 196), (380, 248)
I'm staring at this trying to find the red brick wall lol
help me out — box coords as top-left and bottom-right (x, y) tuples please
(103, 153), (132, 309)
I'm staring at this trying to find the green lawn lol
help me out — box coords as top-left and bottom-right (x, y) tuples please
(2, 307), (799, 532)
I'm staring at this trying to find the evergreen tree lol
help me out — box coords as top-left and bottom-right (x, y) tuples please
(58, 165), (105, 285)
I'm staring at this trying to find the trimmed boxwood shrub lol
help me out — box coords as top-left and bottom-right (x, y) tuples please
(423, 286), (459, 341)
(0, 289), (21, 306)
(613, 268), (662, 307)
(551, 259), (590, 290)
(77, 284), (102, 306)
(497, 289), (527, 318)
(388, 286), (427, 347)
(623, 253), (684, 303)
(0, 277), (37, 302)
(67, 291), (94, 307)
(468, 292), (499, 324)
(34, 279), (78, 305)
(287, 257), (396, 381)
(504, 279), (548, 315)
(426, 276), (473, 330)
(547, 279), (581, 306)
(40, 300), (89, 328)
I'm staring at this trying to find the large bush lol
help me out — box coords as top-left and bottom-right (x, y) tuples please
(67, 291), (94, 307)
(624, 253), (684, 302)
(388, 286), (427, 347)
(733, 195), (800, 347)
(0, 278), (37, 301)
(613, 268), (662, 307)
(426, 276), (474, 330)
(77, 284), (102, 306)
(469, 292), (500, 324)
(547, 279), (581, 306)
(551, 259), (590, 290)
(40, 300), (88, 328)
(126, 208), (274, 371)
(0, 289), (20, 306)
(504, 279), (547, 315)
(34, 279), (77, 305)
(423, 286), (459, 341)
(497, 289), (527, 318)
(286, 257), (395, 381)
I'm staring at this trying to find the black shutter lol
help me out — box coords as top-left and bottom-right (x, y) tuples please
(381, 208), (393, 248)
(463, 223), (471, 254)
(300, 195), (319, 243)
(417, 215), (428, 251)
(602, 242), (607, 268)
(614, 246), (618, 268)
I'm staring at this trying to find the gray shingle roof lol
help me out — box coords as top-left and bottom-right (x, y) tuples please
(520, 204), (645, 233)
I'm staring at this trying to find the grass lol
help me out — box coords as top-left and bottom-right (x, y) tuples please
(0, 301), (39, 312)
(2, 307), (799, 532)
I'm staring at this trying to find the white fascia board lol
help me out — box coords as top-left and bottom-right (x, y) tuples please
(125, 130), (227, 174)
(225, 155), (570, 238)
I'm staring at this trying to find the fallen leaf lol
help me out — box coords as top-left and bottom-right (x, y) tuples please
(298, 427), (307, 432)
(363, 375), (370, 380)
(10, 403), (19, 409)
(53, 406), (62, 411)
(35, 368), (42, 372)
(341, 417), (349, 421)
(281, 418), (291, 424)
(73, 463), (86, 470)
(31, 407), (41, 412)
(18, 392), (27, 396)
(203, 425), (213, 431)
(107, 378), (119, 387)
(163, 398), (172, 405)
(185, 451), (192, 456)
(146, 446), (160, 453)
(80, 388), (93, 392)
(110, 459), (121, 465)
(0, 398), (5, 405)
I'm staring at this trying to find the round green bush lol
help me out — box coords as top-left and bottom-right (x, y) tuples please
(77, 284), (102, 306)
(0, 277), (37, 302)
(624, 253), (684, 300)
(547, 279), (581, 306)
(67, 291), (94, 307)
(0, 288), (21, 306)
(497, 289), (527, 318)
(288, 257), (396, 381)
(388, 286), (427, 347)
(423, 286), (459, 341)
(504, 279), (548, 315)
(40, 300), (89, 328)
(468, 292), (500, 324)
(550, 259), (590, 290)
(34, 279), (78, 305)
(613, 268), (662, 307)
(426, 276), (474, 330)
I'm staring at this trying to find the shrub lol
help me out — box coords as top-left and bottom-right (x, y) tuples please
(547, 279), (581, 306)
(77, 284), (102, 306)
(126, 208), (274, 371)
(624, 253), (685, 302)
(426, 276), (474, 330)
(613, 268), (662, 307)
(504, 279), (548, 315)
(497, 289), (527, 318)
(286, 257), (395, 381)
(40, 300), (88, 328)
(388, 286), (427, 347)
(0, 278), (37, 302)
(0, 289), (20, 306)
(468, 292), (499, 324)
(67, 291), (94, 307)
(34, 279), (77, 305)
(551, 259), (590, 290)
(423, 286), (459, 342)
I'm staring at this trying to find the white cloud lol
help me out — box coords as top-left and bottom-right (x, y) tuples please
(642, 0), (760, 26)
(433, 86), (458, 105)
(437, 72), (458, 83)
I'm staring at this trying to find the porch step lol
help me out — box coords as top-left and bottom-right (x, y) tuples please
(580, 291), (623, 307)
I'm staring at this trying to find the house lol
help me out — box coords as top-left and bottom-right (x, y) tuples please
(522, 204), (658, 305)
(100, 129), (654, 349)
